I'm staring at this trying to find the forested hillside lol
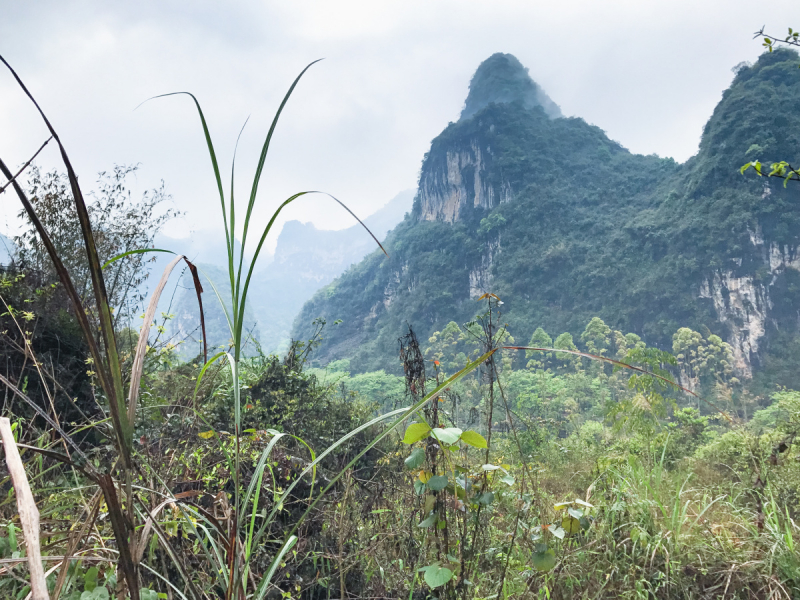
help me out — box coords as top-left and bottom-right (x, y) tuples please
(293, 50), (800, 391)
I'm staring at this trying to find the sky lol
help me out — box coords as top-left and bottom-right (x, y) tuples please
(0, 0), (797, 252)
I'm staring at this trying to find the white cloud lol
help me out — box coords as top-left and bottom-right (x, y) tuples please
(0, 0), (794, 250)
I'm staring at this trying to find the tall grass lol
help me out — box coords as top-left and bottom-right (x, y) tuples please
(0, 55), (496, 599)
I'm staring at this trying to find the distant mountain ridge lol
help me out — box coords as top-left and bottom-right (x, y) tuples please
(292, 49), (800, 389)
(168, 190), (413, 355)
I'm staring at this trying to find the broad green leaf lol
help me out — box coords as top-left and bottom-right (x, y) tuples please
(404, 447), (426, 469)
(423, 495), (435, 513)
(82, 587), (110, 600)
(548, 524), (566, 539)
(574, 498), (594, 508)
(403, 422), (431, 444)
(423, 564), (454, 588)
(478, 491), (494, 505)
(84, 567), (98, 592)
(499, 474), (515, 486)
(482, 464), (502, 471)
(430, 427), (462, 445)
(460, 430), (487, 448)
(532, 549), (556, 572)
(580, 516), (591, 531)
(418, 513), (437, 528)
(427, 475), (448, 492)
(562, 515), (581, 535)
(567, 507), (583, 519)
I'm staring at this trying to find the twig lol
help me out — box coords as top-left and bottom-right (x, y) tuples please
(0, 417), (49, 600)
(0, 136), (52, 196)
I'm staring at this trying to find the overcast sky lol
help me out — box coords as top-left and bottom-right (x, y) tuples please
(1, 1), (797, 251)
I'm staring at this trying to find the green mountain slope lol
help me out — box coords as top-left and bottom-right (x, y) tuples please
(292, 50), (800, 387)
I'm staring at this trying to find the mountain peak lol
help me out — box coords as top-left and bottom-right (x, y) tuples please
(460, 53), (562, 121)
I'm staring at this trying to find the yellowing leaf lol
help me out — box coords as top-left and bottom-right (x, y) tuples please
(460, 430), (488, 449)
(562, 515), (581, 535)
(419, 470), (432, 483)
(198, 430), (216, 439)
(403, 422), (431, 444)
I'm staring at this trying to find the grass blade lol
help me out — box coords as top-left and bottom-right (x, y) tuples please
(102, 248), (175, 270)
(235, 60), (322, 304)
(0, 54), (131, 465)
(235, 191), (388, 355)
(127, 254), (184, 427)
(254, 535), (298, 600)
(0, 156), (114, 432)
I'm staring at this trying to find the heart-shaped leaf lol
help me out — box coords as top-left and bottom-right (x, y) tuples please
(532, 549), (556, 572)
(478, 491), (494, 505)
(562, 515), (581, 535)
(403, 423), (431, 444)
(427, 475), (449, 492)
(430, 427), (462, 445)
(422, 564), (454, 588)
(567, 507), (583, 520)
(404, 447), (426, 469)
(418, 513), (437, 528)
(460, 430), (487, 448)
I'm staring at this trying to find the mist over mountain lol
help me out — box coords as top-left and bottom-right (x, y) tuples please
(460, 52), (562, 121)
(293, 49), (800, 390)
(167, 189), (413, 356)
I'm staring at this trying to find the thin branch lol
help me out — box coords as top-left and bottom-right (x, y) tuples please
(0, 136), (52, 196)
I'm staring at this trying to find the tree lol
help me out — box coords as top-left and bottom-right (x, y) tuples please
(525, 326), (553, 369)
(553, 332), (580, 373)
(672, 327), (736, 394)
(14, 165), (178, 332)
(581, 317), (611, 356)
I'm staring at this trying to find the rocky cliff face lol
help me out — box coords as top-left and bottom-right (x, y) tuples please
(417, 53), (558, 223)
(700, 222), (800, 378)
(293, 49), (800, 383)
(417, 140), (513, 222)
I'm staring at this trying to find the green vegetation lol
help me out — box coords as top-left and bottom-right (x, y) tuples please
(1, 33), (800, 600)
(293, 49), (800, 396)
